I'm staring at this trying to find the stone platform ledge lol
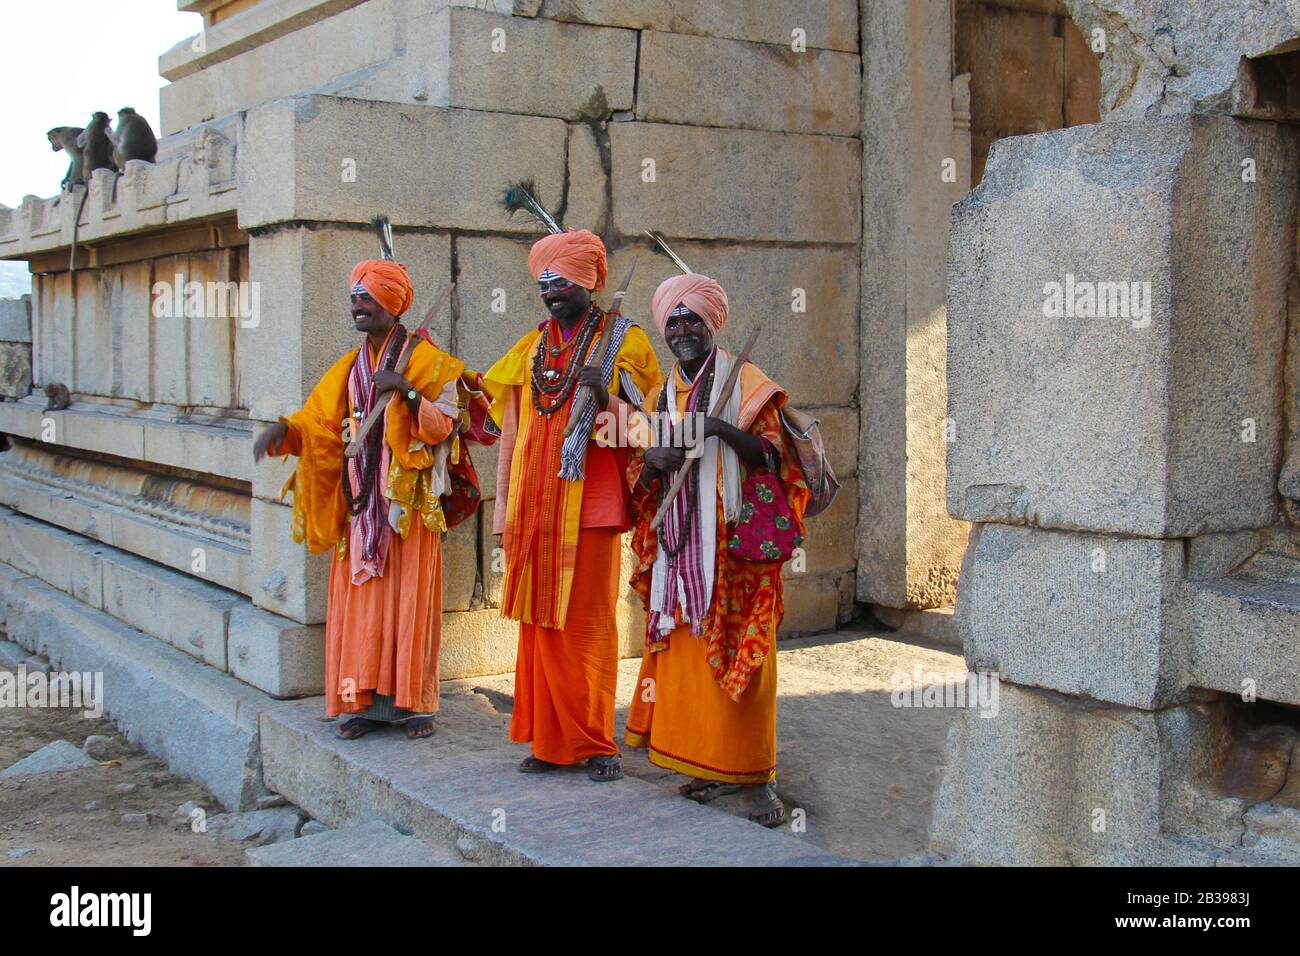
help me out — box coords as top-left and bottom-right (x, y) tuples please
(0, 459), (250, 596)
(0, 397), (252, 483)
(260, 698), (860, 867)
(0, 564), (285, 810)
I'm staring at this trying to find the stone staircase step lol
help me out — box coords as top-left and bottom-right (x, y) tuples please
(245, 821), (465, 867)
(260, 699), (859, 867)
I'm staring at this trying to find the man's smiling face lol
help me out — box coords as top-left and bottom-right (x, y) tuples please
(351, 290), (394, 334)
(538, 273), (592, 323)
(664, 308), (712, 363)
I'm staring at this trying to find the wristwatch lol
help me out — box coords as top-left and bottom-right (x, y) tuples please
(406, 387), (419, 402)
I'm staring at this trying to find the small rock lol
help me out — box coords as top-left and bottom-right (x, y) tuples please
(172, 801), (202, 829)
(256, 794), (288, 810)
(5, 847), (35, 859)
(0, 641), (27, 668)
(83, 800), (105, 812)
(82, 735), (122, 761)
(300, 820), (329, 837)
(0, 740), (98, 778)
(120, 812), (154, 828)
(112, 783), (137, 796)
(206, 808), (303, 846)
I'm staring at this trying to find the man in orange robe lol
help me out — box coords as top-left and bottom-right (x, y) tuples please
(484, 230), (661, 781)
(621, 274), (810, 826)
(253, 259), (474, 740)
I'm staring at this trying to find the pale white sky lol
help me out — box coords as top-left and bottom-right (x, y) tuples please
(0, 0), (202, 209)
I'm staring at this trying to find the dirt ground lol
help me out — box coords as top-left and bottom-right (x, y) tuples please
(0, 657), (245, 867)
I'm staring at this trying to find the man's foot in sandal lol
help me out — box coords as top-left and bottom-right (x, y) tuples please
(336, 717), (385, 740)
(587, 754), (624, 782)
(679, 779), (741, 803)
(518, 754), (560, 773)
(404, 715), (437, 739)
(748, 782), (786, 828)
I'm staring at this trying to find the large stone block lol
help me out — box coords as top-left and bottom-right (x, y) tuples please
(239, 95), (567, 233)
(537, 0), (860, 52)
(227, 603), (325, 698)
(947, 115), (1299, 537)
(162, 1), (633, 134)
(442, 515), (478, 613)
(0, 294), (32, 342)
(637, 30), (860, 136)
(930, 682), (1225, 865)
(249, 497), (329, 625)
(958, 523), (1185, 710)
(609, 122), (860, 243)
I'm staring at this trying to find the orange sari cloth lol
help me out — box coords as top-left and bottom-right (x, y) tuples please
(624, 361), (810, 783)
(509, 526), (621, 763)
(273, 333), (461, 717)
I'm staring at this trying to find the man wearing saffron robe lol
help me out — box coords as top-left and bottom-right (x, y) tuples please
(483, 229), (662, 781)
(253, 259), (472, 740)
(621, 274), (810, 826)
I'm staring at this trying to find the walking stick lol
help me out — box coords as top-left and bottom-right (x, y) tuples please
(649, 325), (760, 531)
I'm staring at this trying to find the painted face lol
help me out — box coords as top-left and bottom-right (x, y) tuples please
(664, 308), (712, 363)
(538, 273), (592, 321)
(350, 290), (394, 334)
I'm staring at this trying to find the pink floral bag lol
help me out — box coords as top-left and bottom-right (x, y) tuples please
(727, 471), (802, 562)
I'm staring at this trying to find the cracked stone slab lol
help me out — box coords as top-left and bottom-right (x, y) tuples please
(0, 739), (98, 778)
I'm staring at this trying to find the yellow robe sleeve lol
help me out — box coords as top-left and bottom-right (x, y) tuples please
(483, 328), (543, 430)
(280, 348), (358, 555)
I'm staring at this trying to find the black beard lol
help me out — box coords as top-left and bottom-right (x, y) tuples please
(670, 337), (707, 362)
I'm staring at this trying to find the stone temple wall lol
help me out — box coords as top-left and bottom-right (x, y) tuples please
(0, 0), (867, 765)
(932, 1), (1300, 864)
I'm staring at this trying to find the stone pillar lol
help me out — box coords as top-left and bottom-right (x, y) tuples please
(858, 0), (972, 612)
(933, 112), (1300, 864)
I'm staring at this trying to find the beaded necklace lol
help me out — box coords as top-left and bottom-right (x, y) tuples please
(531, 305), (602, 416)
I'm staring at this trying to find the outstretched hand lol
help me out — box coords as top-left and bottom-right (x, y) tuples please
(253, 422), (288, 462)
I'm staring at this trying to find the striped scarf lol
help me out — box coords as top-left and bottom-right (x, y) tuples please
(346, 326), (405, 581)
(557, 314), (632, 481)
(649, 350), (716, 637)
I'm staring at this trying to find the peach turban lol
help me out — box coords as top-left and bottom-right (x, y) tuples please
(650, 273), (729, 337)
(527, 229), (608, 291)
(349, 259), (414, 317)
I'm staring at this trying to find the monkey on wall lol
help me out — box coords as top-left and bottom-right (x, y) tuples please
(111, 107), (157, 171)
(47, 126), (85, 191)
(43, 382), (71, 412)
(69, 111), (115, 272)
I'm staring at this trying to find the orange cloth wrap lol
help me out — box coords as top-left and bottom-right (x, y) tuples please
(650, 273), (729, 337)
(527, 229), (608, 291)
(350, 259), (415, 317)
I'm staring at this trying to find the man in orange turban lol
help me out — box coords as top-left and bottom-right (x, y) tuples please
(484, 229), (662, 781)
(253, 258), (481, 740)
(624, 273), (811, 828)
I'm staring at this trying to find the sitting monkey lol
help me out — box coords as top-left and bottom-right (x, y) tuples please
(47, 126), (86, 191)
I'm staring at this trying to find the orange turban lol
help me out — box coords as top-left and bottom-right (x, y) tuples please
(349, 259), (414, 317)
(527, 230), (607, 291)
(651, 274), (729, 337)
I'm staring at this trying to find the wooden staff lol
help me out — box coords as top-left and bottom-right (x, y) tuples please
(564, 257), (638, 438)
(650, 325), (760, 531)
(343, 283), (454, 459)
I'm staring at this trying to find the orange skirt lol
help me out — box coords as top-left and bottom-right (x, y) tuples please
(509, 527), (621, 764)
(626, 627), (777, 784)
(323, 518), (443, 717)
